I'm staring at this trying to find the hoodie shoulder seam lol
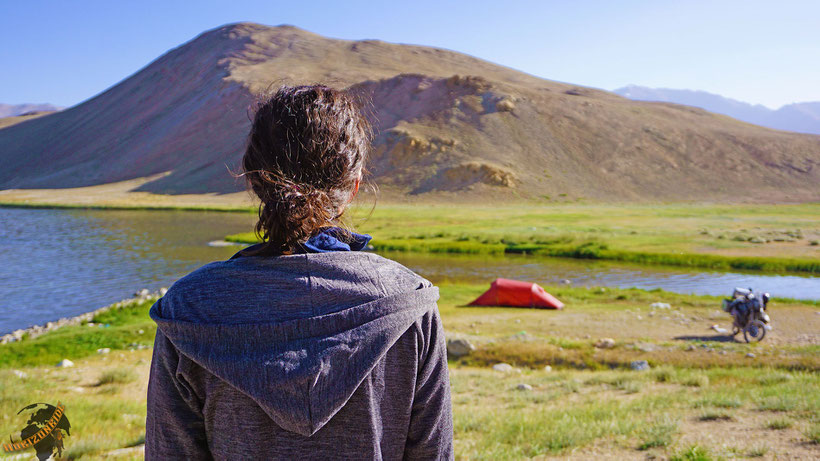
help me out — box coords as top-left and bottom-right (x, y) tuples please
(304, 253), (317, 433)
(366, 253), (389, 296)
(305, 253), (315, 316)
(362, 253), (432, 290)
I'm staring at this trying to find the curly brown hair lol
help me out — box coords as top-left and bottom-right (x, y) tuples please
(240, 85), (372, 255)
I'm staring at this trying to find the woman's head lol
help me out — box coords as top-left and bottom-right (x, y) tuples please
(241, 85), (372, 255)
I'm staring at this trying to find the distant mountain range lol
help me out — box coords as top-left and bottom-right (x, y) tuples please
(614, 85), (820, 135)
(0, 23), (818, 202)
(0, 103), (62, 118)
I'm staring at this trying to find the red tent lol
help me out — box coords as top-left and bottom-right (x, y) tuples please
(468, 278), (564, 309)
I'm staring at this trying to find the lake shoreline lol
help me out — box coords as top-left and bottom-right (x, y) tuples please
(0, 289), (163, 341)
(4, 198), (818, 274)
(4, 197), (817, 275)
(225, 232), (820, 276)
(0, 203), (817, 336)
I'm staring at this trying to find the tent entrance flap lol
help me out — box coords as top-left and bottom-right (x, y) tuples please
(469, 278), (564, 309)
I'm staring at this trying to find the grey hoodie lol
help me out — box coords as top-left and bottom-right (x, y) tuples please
(145, 251), (453, 460)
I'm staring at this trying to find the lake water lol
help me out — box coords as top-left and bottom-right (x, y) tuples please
(0, 207), (817, 334)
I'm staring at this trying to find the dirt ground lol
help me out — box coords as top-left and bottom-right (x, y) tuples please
(446, 301), (820, 348)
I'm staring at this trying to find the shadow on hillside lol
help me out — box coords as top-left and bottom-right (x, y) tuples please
(674, 334), (736, 343)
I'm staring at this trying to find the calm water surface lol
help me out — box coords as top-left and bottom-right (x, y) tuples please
(0, 207), (817, 333)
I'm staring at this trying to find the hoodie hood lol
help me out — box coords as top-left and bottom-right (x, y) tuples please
(149, 252), (439, 437)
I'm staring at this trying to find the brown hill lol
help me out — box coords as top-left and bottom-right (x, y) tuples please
(0, 110), (58, 130)
(1, 22), (819, 202)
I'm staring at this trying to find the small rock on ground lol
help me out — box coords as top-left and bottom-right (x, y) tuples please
(544, 365), (552, 372)
(446, 338), (475, 358)
(636, 342), (656, 352)
(516, 383), (533, 391)
(594, 338), (616, 349)
(56, 359), (74, 368)
(492, 363), (514, 373)
(746, 352), (756, 358)
(97, 348), (111, 354)
(630, 360), (650, 371)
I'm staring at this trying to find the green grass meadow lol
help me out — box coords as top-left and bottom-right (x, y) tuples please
(226, 203), (820, 273)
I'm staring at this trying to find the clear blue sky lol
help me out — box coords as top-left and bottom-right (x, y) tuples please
(2, 0), (818, 109)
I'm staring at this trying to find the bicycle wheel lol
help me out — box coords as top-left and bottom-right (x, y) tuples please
(743, 320), (766, 343)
